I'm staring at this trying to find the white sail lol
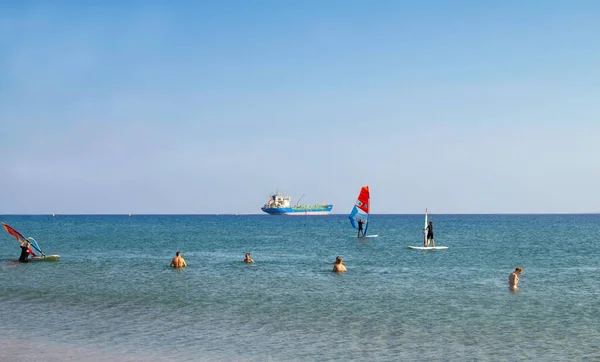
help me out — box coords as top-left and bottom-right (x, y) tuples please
(423, 208), (428, 245)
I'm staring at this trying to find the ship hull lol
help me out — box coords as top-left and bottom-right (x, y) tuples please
(261, 205), (333, 215)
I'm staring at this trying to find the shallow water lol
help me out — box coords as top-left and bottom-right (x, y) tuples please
(1, 214), (599, 361)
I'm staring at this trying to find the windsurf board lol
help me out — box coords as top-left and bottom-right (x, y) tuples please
(32, 255), (60, 261)
(407, 246), (448, 250)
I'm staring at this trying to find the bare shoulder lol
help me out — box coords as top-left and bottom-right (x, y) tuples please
(333, 265), (347, 273)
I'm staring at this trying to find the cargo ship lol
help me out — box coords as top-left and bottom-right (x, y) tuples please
(261, 191), (333, 215)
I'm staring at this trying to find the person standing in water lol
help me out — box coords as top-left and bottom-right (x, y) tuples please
(332, 256), (347, 273)
(170, 251), (187, 269)
(19, 240), (35, 262)
(509, 267), (522, 290)
(244, 253), (254, 263)
(426, 221), (435, 247)
(357, 219), (365, 237)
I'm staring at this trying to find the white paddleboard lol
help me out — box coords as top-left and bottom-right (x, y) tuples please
(32, 255), (60, 261)
(407, 246), (448, 250)
(364, 235), (378, 238)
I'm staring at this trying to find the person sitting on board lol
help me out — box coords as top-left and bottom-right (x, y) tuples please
(332, 256), (347, 273)
(426, 221), (435, 247)
(170, 251), (187, 269)
(18, 240), (36, 262)
(509, 267), (522, 291)
(357, 219), (366, 237)
(244, 252), (254, 263)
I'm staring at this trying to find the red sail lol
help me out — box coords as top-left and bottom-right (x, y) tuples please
(2, 222), (27, 244)
(356, 186), (370, 214)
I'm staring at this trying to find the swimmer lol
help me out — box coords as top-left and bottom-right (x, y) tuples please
(509, 266), (522, 290)
(170, 251), (187, 269)
(332, 256), (347, 273)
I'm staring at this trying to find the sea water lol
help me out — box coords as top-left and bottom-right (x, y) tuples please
(1, 214), (599, 361)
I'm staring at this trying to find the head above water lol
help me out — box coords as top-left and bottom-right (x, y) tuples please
(176, 251), (181, 257)
(515, 266), (523, 273)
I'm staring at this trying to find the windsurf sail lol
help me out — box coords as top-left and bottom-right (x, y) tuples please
(348, 186), (370, 236)
(2, 222), (44, 256)
(423, 208), (428, 246)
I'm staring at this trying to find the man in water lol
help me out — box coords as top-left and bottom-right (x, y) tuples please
(18, 240), (35, 262)
(426, 221), (435, 247)
(357, 219), (365, 237)
(509, 266), (522, 290)
(332, 256), (347, 273)
(244, 252), (254, 263)
(170, 251), (187, 269)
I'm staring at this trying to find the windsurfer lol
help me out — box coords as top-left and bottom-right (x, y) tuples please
(170, 251), (187, 269)
(19, 240), (35, 262)
(426, 221), (434, 247)
(357, 219), (365, 237)
(244, 253), (254, 263)
(509, 267), (522, 291)
(332, 256), (347, 273)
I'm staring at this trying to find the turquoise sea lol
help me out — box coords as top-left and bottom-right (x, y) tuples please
(1, 214), (599, 361)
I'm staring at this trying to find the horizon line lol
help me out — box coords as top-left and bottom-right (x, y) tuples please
(1, 212), (599, 216)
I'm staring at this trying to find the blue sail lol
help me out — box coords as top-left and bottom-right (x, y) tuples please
(348, 186), (370, 235)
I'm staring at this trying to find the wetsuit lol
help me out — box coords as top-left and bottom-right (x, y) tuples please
(427, 224), (434, 241)
(19, 245), (30, 262)
(357, 220), (364, 237)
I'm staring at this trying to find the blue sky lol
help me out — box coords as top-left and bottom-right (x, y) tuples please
(1, 1), (599, 214)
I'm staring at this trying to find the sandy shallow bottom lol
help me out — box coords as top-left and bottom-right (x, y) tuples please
(0, 339), (171, 362)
